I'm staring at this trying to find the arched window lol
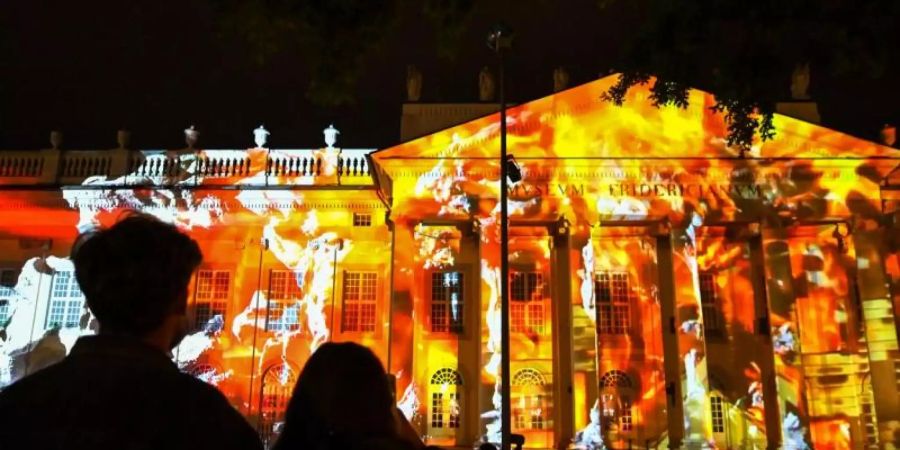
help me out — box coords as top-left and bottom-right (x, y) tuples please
(599, 370), (632, 388)
(512, 368), (548, 431)
(429, 368), (463, 430)
(259, 362), (298, 447)
(599, 370), (634, 432)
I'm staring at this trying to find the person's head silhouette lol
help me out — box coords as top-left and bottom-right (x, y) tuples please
(274, 342), (415, 450)
(72, 212), (201, 351)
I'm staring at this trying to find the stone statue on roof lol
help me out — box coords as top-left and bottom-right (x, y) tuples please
(406, 65), (422, 102)
(253, 125), (270, 148)
(791, 63), (810, 100)
(184, 125), (199, 149)
(553, 67), (570, 93)
(116, 130), (130, 149)
(479, 66), (495, 102)
(324, 124), (339, 149)
(49, 131), (63, 150)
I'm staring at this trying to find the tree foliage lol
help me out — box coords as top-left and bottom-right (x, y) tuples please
(216, 0), (477, 106)
(216, 0), (899, 147)
(600, 0), (899, 148)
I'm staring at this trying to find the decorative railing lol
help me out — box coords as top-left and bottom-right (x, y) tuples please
(267, 153), (322, 177)
(0, 148), (375, 187)
(0, 153), (44, 177)
(60, 152), (112, 178)
(130, 153), (184, 178)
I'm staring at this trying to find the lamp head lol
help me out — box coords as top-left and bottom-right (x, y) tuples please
(486, 23), (514, 53)
(505, 155), (522, 183)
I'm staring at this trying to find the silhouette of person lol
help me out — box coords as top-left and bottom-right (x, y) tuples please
(0, 212), (262, 450)
(273, 342), (424, 450)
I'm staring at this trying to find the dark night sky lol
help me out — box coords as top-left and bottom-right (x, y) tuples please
(2, 0), (898, 150)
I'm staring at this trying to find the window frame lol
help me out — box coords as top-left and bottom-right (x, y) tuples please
(512, 368), (550, 432)
(340, 270), (379, 333)
(45, 269), (85, 329)
(429, 368), (463, 432)
(266, 269), (302, 333)
(699, 270), (723, 337)
(192, 268), (232, 331)
(710, 395), (726, 434)
(352, 212), (373, 227)
(509, 270), (548, 336)
(0, 267), (19, 324)
(594, 271), (632, 335)
(599, 370), (635, 434)
(429, 270), (466, 335)
(259, 362), (298, 447)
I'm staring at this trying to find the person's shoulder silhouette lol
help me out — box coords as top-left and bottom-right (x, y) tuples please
(273, 342), (424, 450)
(0, 212), (262, 450)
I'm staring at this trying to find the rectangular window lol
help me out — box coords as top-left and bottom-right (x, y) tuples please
(448, 392), (460, 429)
(710, 396), (725, 433)
(47, 270), (85, 329)
(620, 398), (633, 432)
(514, 394), (546, 430)
(352, 212), (372, 227)
(530, 395), (545, 430)
(510, 272), (545, 334)
(595, 272), (631, 335)
(267, 270), (301, 332)
(342, 272), (377, 332)
(431, 392), (444, 428)
(0, 268), (18, 323)
(699, 271), (722, 335)
(431, 271), (464, 333)
(194, 270), (230, 330)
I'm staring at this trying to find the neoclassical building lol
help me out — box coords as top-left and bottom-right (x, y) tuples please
(1, 75), (899, 450)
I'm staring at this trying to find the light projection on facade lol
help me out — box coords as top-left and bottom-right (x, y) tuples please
(1, 75), (899, 449)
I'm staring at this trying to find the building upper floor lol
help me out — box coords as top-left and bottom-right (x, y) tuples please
(0, 125), (376, 189)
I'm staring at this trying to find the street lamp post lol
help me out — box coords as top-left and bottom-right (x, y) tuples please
(488, 23), (514, 450)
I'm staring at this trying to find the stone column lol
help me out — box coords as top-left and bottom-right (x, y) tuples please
(458, 221), (482, 444)
(569, 231), (600, 440)
(388, 218), (416, 402)
(748, 234), (783, 449)
(551, 222), (575, 448)
(668, 225), (713, 445)
(656, 234), (685, 448)
(761, 228), (813, 449)
(852, 226), (900, 445)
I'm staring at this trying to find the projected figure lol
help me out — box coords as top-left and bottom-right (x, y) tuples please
(572, 400), (606, 450)
(773, 323), (797, 356)
(782, 412), (810, 450)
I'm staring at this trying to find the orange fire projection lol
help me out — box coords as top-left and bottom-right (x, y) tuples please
(0, 74), (898, 449)
(374, 74), (898, 448)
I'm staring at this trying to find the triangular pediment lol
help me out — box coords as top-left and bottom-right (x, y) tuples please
(373, 74), (897, 164)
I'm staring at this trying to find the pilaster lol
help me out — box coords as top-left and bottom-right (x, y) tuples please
(852, 226), (900, 445)
(551, 223), (575, 449)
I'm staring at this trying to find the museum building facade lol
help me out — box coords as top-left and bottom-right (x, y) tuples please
(0, 75), (899, 449)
